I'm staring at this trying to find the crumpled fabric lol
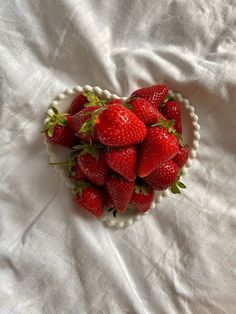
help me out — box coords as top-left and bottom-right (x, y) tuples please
(0, 1), (236, 313)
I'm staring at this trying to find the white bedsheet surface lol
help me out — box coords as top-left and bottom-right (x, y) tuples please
(0, 1), (236, 313)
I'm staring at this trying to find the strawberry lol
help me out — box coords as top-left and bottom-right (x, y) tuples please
(107, 99), (123, 106)
(105, 146), (137, 181)
(130, 84), (168, 110)
(44, 106), (76, 148)
(95, 104), (147, 146)
(173, 145), (189, 168)
(126, 97), (166, 125)
(144, 160), (186, 193)
(75, 181), (104, 217)
(68, 93), (87, 115)
(138, 120), (180, 177)
(67, 105), (101, 142)
(161, 100), (182, 134)
(131, 184), (154, 213)
(144, 160), (178, 190)
(68, 91), (103, 115)
(74, 165), (87, 181)
(75, 143), (109, 186)
(105, 175), (134, 213)
(104, 190), (115, 209)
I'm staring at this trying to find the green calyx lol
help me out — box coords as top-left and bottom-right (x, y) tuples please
(152, 119), (185, 147)
(134, 184), (149, 195)
(72, 142), (102, 160)
(123, 99), (133, 110)
(43, 106), (67, 137)
(80, 107), (105, 135)
(73, 180), (90, 197)
(170, 179), (186, 194)
(83, 91), (107, 107)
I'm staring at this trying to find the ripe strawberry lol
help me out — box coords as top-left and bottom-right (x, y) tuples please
(138, 121), (179, 177)
(68, 91), (103, 115)
(67, 105), (100, 142)
(160, 100), (182, 134)
(144, 160), (186, 193)
(126, 98), (166, 125)
(104, 190), (115, 208)
(74, 165), (87, 181)
(75, 181), (104, 217)
(106, 146), (137, 181)
(95, 104), (147, 146)
(68, 93), (87, 115)
(131, 84), (168, 110)
(75, 143), (109, 186)
(105, 175), (134, 213)
(131, 185), (154, 213)
(44, 106), (76, 148)
(173, 145), (189, 168)
(107, 99), (123, 106)
(144, 160), (179, 190)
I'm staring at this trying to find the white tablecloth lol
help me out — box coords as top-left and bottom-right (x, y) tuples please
(0, 1), (236, 313)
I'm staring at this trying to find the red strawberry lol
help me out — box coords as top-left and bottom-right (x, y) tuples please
(68, 91), (103, 115)
(161, 100), (182, 134)
(75, 181), (104, 217)
(144, 160), (178, 190)
(126, 97), (166, 125)
(44, 106), (76, 148)
(106, 146), (137, 181)
(131, 84), (168, 110)
(173, 145), (189, 168)
(67, 105), (100, 142)
(95, 104), (147, 146)
(74, 165), (87, 181)
(76, 143), (109, 186)
(138, 122), (179, 177)
(104, 190), (115, 208)
(105, 175), (134, 213)
(131, 185), (154, 213)
(107, 99), (123, 106)
(68, 93), (87, 115)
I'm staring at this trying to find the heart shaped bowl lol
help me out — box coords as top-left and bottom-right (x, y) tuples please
(44, 85), (200, 228)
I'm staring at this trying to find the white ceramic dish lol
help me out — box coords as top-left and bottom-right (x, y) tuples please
(44, 85), (200, 228)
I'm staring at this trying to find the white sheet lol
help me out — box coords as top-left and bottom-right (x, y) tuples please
(0, 1), (236, 313)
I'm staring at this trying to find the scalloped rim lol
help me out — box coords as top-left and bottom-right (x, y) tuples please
(44, 85), (200, 229)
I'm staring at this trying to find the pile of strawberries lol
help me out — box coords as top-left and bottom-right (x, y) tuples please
(44, 84), (189, 218)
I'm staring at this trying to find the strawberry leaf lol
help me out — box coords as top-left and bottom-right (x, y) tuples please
(134, 185), (141, 194)
(152, 119), (166, 127)
(171, 184), (181, 194)
(141, 186), (148, 195)
(124, 102), (133, 110)
(177, 181), (186, 189)
(57, 118), (67, 126)
(73, 180), (89, 196)
(89, 146), (99, 160)
(47, 127), (54, 137)
(52, 106), (59, 114)
(80, 121), (93, 134)
(168, 119), (175, 128)
(163, 96), (170, 104)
